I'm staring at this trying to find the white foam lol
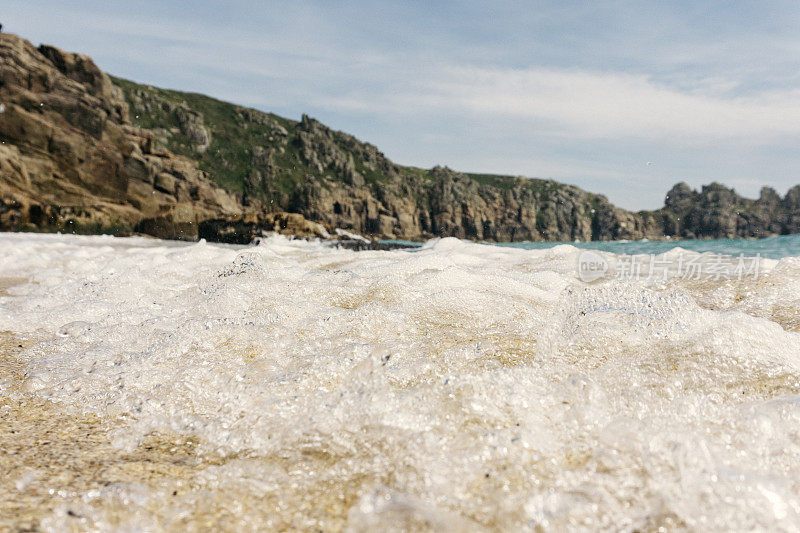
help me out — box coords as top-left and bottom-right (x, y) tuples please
(3, 232), (800, 529)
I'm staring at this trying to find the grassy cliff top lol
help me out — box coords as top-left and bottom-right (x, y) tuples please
(110, 76), (568, 201)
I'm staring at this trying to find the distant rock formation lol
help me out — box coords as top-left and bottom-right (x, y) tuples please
(1, 31), (799, 243)
(655, 182), (800, 238)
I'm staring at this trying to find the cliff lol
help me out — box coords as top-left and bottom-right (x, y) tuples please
(2, 32), (799, 243)
(110, 76), (644, 243)
(656, 182), (800, 239)
(0, 33), (246, 239)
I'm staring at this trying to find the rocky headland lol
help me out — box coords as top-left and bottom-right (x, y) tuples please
(2, 31), (799, 244)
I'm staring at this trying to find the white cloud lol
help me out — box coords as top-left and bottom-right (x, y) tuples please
(322, 65), (800, 141)
(12, 1), (800, 144)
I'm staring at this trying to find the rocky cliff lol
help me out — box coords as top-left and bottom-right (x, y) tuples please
(0, 33), (249, 239)
(657, 182), (800, 239)
(2, 32), (800, 243)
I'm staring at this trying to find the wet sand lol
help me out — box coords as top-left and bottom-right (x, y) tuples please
(0, 278), (212, 530)
(0, 277), (29, 297)
(0, 326), (376, 531)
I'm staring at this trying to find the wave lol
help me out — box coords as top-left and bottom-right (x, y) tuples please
(2, 233), (800, 529)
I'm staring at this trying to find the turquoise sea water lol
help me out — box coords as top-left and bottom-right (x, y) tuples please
(383, 233), (800, 260)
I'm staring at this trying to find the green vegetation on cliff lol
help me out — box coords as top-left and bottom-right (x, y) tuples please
(111, 76), (299, 197)
(112, 76), (566, 202)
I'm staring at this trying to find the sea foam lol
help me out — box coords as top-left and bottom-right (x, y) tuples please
(2, 232), (800, 530)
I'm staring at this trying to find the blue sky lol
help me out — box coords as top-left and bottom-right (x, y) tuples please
(6, 0), (800, 209)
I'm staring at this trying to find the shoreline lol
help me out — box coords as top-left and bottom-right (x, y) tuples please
(0, 227), (792, 248)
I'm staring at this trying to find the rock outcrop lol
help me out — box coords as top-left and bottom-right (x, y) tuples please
(654, 182), (800, 239)
(2, 31), (800, 243)
(0, 32), (240, 239)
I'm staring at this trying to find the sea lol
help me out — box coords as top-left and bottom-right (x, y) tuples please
(2, 231), (800, 530)
(387, 232), (800, 260)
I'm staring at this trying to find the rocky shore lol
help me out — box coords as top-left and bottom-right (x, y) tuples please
(2, 31), (799, 244)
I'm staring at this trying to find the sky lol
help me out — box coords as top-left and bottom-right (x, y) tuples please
(5, 0), (800, 209)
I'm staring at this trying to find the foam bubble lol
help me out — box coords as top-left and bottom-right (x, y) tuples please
(2, 232), (800, 529)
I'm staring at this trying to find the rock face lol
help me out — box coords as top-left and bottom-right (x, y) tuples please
(198, 109), (657, 242)
(656, 182), (800, 239)
(198, 212), (331, 244)
(2, 32), (800, 243)
(0, 32), (240, 239)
